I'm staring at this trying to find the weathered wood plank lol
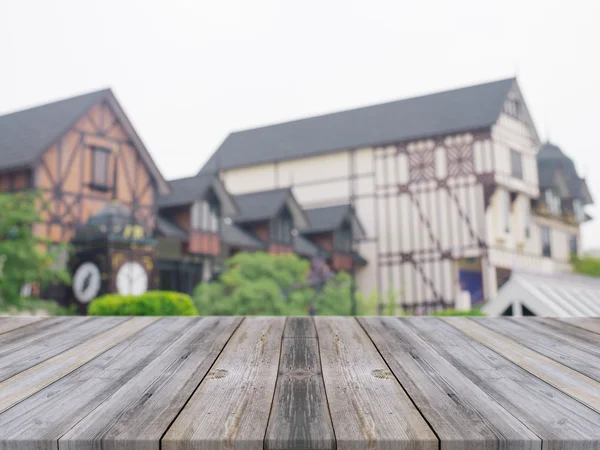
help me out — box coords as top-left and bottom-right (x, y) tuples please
(0, 317), (195, 450)
(265, 318), (335, 450)
(315, 317), (437, 450)
(60, 316), (242, 450)
(554, 317), (600, 335)
(0, 316), (79, 348)
(0, 316), (157, 414)
(358, 317), (540, 450)
(475, 317), (600, 383)
(283, 316), (317, 338)
(444, 317), (600, 413)
(162, 317), (285, 450)
(413, 317), (600, 447)
(0, 316), (47, 334)
(0, 316), (127, 381)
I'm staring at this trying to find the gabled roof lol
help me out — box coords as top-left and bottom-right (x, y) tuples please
(293, 235), (322, 258)
(233, 188), (309, 228)
(155, 215), (188, 239)
(0, 88), (170, 194)
(483, 270), (600, 317)
(200, 78), (517, 173)
(221, 221), (266, 250)
(537, 142), (593, 204)
(158, 174), (238, 216)
(302, 204), (366, 239)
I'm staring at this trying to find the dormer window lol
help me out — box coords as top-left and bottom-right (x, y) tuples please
(271, 208), (293, 245)
(191, 197), (220, 233)
(333, 222), (352, 252)
(544, 189), (561, 215)
(573, 199), (585, 222)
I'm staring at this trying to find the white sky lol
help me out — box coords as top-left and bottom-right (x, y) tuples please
(1, 0), (599, 248)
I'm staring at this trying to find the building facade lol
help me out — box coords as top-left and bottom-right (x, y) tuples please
(198, 78), (593, 313)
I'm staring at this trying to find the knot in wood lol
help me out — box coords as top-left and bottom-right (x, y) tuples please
(285, 370), (314, 377)
(207, 368), (228, 379)
(371, 368), (393, 379)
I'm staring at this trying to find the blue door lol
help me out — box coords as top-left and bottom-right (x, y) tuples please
(458, 270), (484, 305)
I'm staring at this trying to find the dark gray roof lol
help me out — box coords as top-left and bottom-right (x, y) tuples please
(0, 89), (108, 172)
(157, 174), (215, 208)
(221, 221), (266, 250)
(201, 78), (515, 173)
(303, 205), (352, 234)
(233, 188), (291, 223)
(155, 216), (188, 239)
(293, 235), (321, 257)
(537, 142), (593, 204)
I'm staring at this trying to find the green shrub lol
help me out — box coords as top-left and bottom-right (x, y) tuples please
(429, 308), (485, 317)
(89, 291), (198, 316)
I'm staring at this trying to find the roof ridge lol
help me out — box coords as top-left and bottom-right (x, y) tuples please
(228, 77), (516, 134)
(0, 87), (111, 119)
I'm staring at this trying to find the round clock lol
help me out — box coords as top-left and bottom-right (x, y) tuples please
(116, 261), (148, 296)
(73, 262), (102, 303)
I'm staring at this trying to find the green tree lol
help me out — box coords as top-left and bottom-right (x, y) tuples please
(0, 191), (71, 307)
(194, 252), (374, 316)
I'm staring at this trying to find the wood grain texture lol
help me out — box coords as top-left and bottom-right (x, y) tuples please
(315, 317), (437, 450)
(358, 317), (540, 450)
(0, 316), (77, 349)
(0, 316), (47, 334)
(475, 317), (600, 383)
(413, 317), (600, 447)
(554, 317), (600, 335)
(0, 316), (127, 381)
(0, 317), (193, 450)
(162, 317), (285, 450)
(265, 318), (335, 450)
(444, 317), (600, 413)
(60, 316), (242, 450)
(0, 316), (156, 414)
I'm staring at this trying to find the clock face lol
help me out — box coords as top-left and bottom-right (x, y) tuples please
(73, 262), (102, 303)
(116, 261), (148, 296)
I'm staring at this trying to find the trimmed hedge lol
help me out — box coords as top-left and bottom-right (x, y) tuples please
(88, 291), (198, 316)
(428, 308), (485, 316)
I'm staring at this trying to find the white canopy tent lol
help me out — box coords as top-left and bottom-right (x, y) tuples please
(483, 270), (600, 317)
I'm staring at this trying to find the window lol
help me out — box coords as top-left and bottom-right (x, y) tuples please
(510, 149), (523, 179)
(191, 199), (220, 232)
(544, 189), (561, 215)
(569, 234), (578, 256)
(501, 190), (510, 233)
(523, 198), (531, 238)
(271, 208), (293, 245)
(541, 226), (552, 257)
(91, 147), (110, 189)
(504, 99), (521, 119)
(333, 222), (353, 252)
(573, 199), (585, 222)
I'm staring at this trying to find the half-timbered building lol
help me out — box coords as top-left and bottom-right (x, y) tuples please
(198, 77), (592, 313)
(0, 89), (170, 306)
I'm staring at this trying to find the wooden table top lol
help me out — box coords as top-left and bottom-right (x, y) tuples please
(1, 316), (600, 450)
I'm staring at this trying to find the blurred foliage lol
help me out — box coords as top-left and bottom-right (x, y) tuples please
(0, 191), (71, 308)
(0, 297), (77, 316)
(428, 308), (485, 316)
(193, 252), (381, 316)
(89, 291), (198, 316)
(571, 255), (600, 277)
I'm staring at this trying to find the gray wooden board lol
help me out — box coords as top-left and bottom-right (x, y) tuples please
(475, 317), (600, 383)
(445, 317), (600, 413)
(0, 316), (47, 334)
(0, 317), (192, 450)
(315, 316), (437, 450)
(59, 316), (242, 450)
(162, 317), (286, 450)
(0, 317), (157, 414)
(265, 317), (335, 450)
(0, 316), (127, 381)
(0, 316), (76, 348)
(408, 317), (600, 448)
(358, 316), (540, 450)
(553, 317), (600, 335)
